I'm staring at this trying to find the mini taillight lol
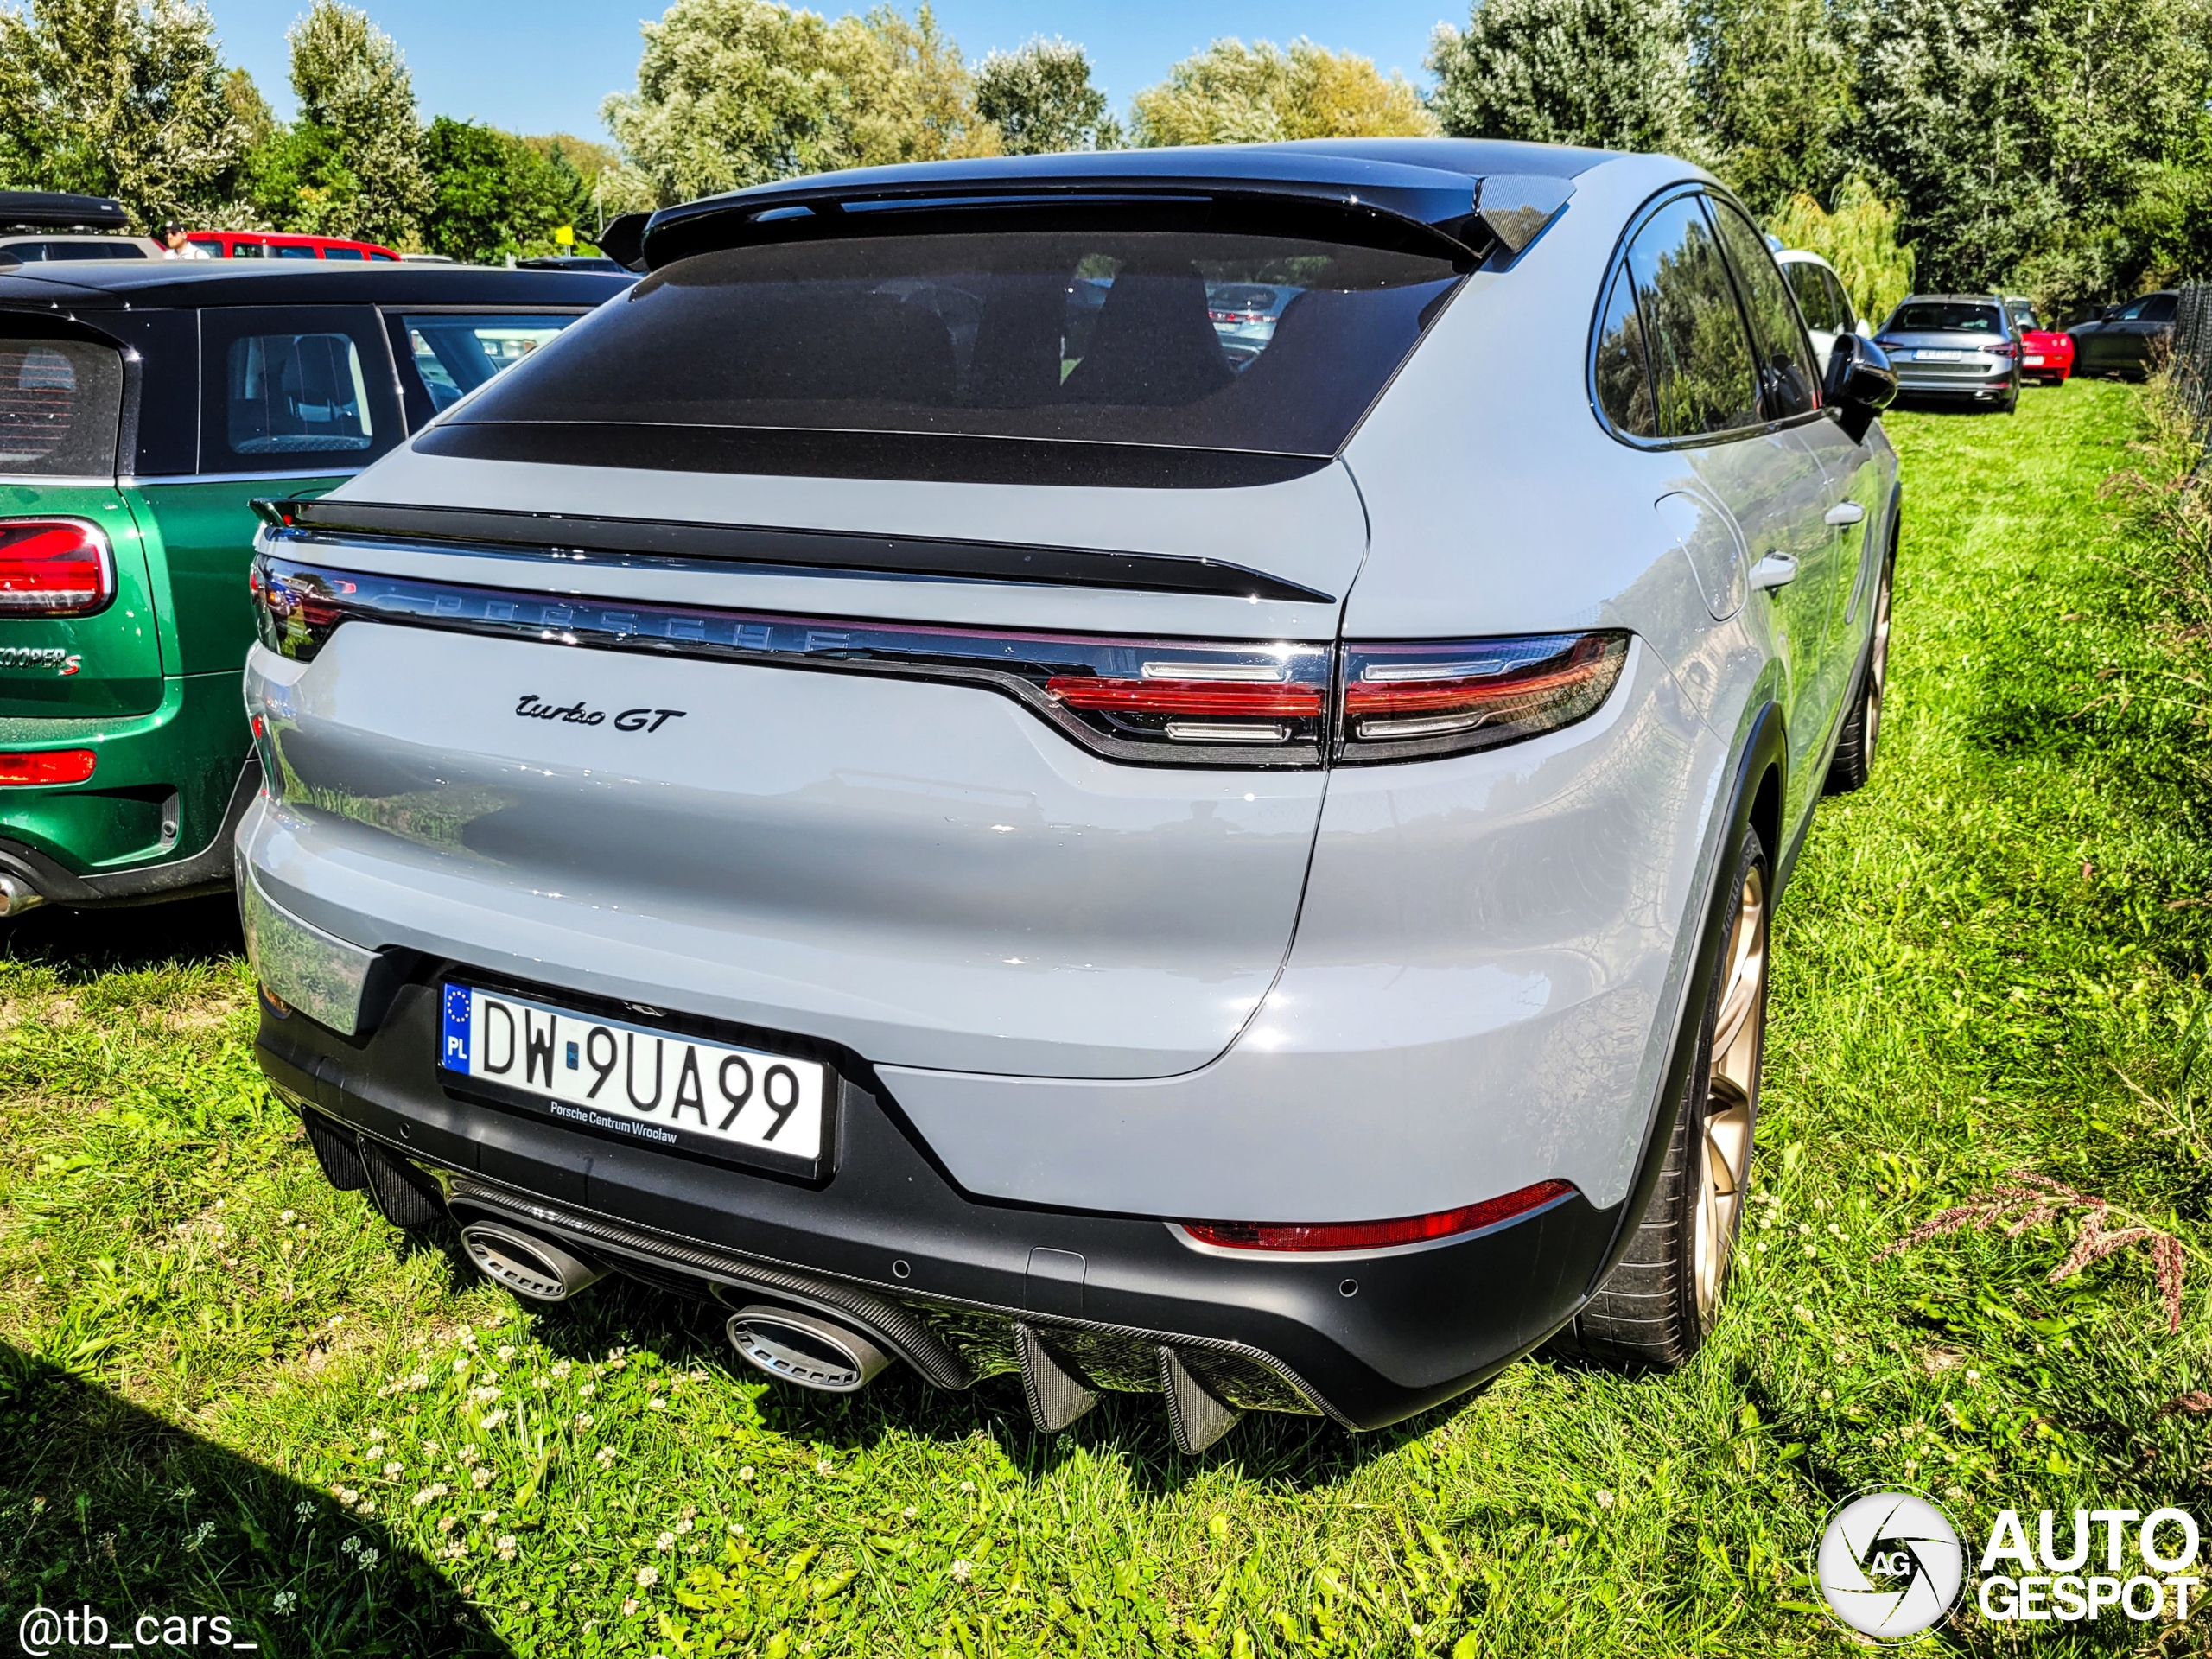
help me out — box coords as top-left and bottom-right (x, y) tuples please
(0, 749), (96, 785)
(1183, 1179), (1577, 1252)
(0, 520), (114, 617)
(1338, 632), (1629, 763)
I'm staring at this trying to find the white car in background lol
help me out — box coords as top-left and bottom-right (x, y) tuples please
(1777, 249), (1872, 374)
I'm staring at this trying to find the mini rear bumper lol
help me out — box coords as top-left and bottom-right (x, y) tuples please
(255, 976), (1624, 1434)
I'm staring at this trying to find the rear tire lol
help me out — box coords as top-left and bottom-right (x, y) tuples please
(1823, 537), (1894, 795)
(1562, 826), (1769, 1370)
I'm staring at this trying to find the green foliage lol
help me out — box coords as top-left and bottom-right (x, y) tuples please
(420, 118), (594, 264)
(1688, 0), (1854, 216)
(6, 388), (2212, 1652)
(1769, 177), (1917, 325)
(255, 0), (426, 247)
(973, 36), (1113, 155)
(1130, 38), (1436, 147)
(600, 0), (996, 209)
(1427, 0), (1694, 153)
(0, 0), (258, 229)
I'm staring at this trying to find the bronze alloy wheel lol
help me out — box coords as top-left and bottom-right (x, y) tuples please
(1692, 860), (1766, 1329)
(1560, 824), (1771, 1370)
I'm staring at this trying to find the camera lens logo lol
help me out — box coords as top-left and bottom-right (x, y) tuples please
(1816, 1490), (1965, 1641)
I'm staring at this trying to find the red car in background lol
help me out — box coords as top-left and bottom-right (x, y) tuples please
(2003, 295), (2074, 384)
(183, 231), (400, 262)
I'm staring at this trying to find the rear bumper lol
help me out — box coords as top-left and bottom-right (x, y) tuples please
(255, 975), (1621, 1432)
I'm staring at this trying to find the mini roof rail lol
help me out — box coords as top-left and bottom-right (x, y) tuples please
(0, 190), (130, 232)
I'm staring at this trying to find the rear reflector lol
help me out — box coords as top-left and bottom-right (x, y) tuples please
(1182, 1179), (1577, 1252)
(0, 749), (96, 786)
(0, 520), (115, 616)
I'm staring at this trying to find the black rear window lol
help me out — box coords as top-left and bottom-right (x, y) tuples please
(1890, 302), (2004, 334)
(448, 226), (1465, 474)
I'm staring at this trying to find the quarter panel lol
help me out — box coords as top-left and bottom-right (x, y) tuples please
(883, 641), (1734, 1219)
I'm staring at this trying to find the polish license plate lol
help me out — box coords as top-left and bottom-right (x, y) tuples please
(439, 983), (831, 1173)
(1916, 349), (1966, 361)
(2024, 353), (2045, 365)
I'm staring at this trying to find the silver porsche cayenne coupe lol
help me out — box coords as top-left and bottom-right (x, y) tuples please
(239, 138), (1900, 1448)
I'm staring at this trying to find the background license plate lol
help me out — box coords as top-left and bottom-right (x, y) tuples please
(1916, 349), (1965, 361)
(440, 984), (828, 1167)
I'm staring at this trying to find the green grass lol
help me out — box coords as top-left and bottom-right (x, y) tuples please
(5, 378), (2212, 1656)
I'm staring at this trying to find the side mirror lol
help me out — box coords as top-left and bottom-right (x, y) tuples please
(1823, 333), (1897, 442)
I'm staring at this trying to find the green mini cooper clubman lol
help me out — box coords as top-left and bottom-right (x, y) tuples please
(0, 257), (631, 911)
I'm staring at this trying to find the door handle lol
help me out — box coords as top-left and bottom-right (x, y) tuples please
(1749, 553), (1799, 591)
(1824, 501), (1866, 526)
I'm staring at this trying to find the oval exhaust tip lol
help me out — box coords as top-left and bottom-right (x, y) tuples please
(461, 1222), (605, 1303)
(726, 1305), (889, 1393)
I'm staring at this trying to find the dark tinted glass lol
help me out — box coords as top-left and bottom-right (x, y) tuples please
(1829, 271), (1859, 330)
(1624, 196), (1761, 439)
(1891, 302), (2004, 334)
(322, 246), (366, 261)
(2143, 294), (2177, 322)
(3, 239), (147, 263)
(226, 334), (375, 454)
(1711, 201), (1819, 418)
(1783, 263), (1835, 334)
(0, 339), (124, 474)
(1592, 267), (1656, 437)
(274, 245), (320, 260)
(456, 226), (1465, 461)
(2006, 302), (2042, 332)
(401, 314), (579, 412)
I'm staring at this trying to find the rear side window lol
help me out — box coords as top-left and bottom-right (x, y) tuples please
(0, 338), (124, 476)
(1592, 268), (1656, 437)
(449, 223), (1467, 471)
(1710, 203), (1819, 419)
(200, 306), (404, 472)
(274, 245), (321, 261)
(2143, 294), (2177, 322)
(1619, 194), (1761, 440)
(1785, 264), (1845, 334)
(322, 246), (366, 262)
(399, 314), (576, 415)
(2, 239), (148, 263)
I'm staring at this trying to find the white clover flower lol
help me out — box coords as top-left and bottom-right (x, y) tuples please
(959, 1480), (975, 1494)
(575, 1413), (595, 1429)
(635, 1565), (659, 1589)
(675, 1517), (693, 1534)
(368, 1426), (386, 1443)
(903, 1505), (918, 1520)
(470, 1468), (494, 1490)
(950, 1559), (974, 1583)
(293, 1501), (315, 1522)
(551, 1360), (572, 1380)
(578, 1384), (597, 1399)
(815, 1458), (832, 1475)
(737, 1466), (755, 1483)
(496, 1345), (516, 1361)
(621, 1599), (639, 1617)
(270, 1590), (297, 1615)
(340, 1536), (362, 1557)
(457, 1446), (481, 1465)
(454, 1358), (470, 1374)
(496, 1535), (518, 1561)
(408, 1372), (429, 1390)
(647, 1397), (668, 1412)
(596, 1446), (617, 1468)
(656, 1531), (677, 1552)
(173, 1484), (196, 1502)
(184, 1521), (215, 1551)
(470, 1386), (500, 1405)
(534, 1377), (550, 1391)
(413, 1484), (449, 1506)
(357, 1547), (379, 1570)
(1595, 1490), (1614, 1509)
(480, 1409), (510, 1431)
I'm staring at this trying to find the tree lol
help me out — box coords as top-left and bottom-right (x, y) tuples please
(1768, 176), (1916, 321)
(601, 0), (997, 208)
(1130, 38), (1435, 146)
(421, 119), (600, 263)
(267, 0), (427, 246)
(974, 36), (1113, 154)
(0, 0), (259, 227)
(1688, 0), (1855, 216)
(1427, 0), (1695, 154)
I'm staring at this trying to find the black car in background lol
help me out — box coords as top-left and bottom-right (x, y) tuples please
(2068, 291), (2177, 378)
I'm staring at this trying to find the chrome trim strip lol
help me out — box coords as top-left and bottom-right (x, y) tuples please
(238, 865), (378, 1036)
(253, 550), (1334, 771)
(128, 467), (364, 486)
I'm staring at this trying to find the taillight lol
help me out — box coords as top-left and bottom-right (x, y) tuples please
(0, 520), (114, 617)
(1046, 662), (1326, 747)
(251, 558), (352, 661)
(1338, 632), (1628, 763)
(0, 749), (96, 785)
(1182, 1179), (1577, 1253)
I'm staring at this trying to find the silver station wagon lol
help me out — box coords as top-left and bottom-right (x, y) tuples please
(240, 138), (1899, 1447)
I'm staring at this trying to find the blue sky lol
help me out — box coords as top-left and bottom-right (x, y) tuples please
(203, 0), (1465, 139)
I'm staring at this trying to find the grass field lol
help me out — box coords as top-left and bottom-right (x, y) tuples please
(5, 378), (2212, 1657)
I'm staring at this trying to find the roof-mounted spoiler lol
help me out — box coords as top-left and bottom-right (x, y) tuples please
(615, 168), (1575, 275)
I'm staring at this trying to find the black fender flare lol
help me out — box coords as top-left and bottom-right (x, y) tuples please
(1579, 698), (1788, 1300)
